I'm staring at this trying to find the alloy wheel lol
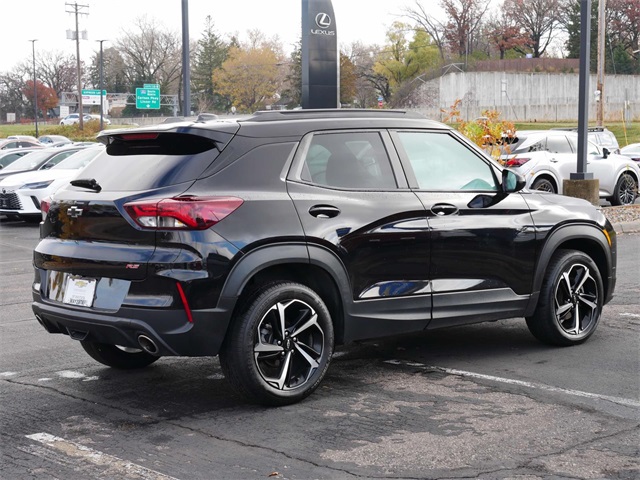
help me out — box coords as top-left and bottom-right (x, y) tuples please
(554, 263), (599, 337)
(254, 299), (325, 391)
(617, 174), (637, 205)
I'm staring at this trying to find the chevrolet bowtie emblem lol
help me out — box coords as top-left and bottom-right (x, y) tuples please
(67, 206), (83, 218)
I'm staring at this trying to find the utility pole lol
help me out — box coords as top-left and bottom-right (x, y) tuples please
(66, 2), (89, 130)
(97, 40), (108, 130)
(29, 39), (38, 138)
(596, 0), (606, 127)
(181, 0), (191, 117)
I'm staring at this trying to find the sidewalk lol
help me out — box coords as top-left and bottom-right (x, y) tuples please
(602, 205), (640, 234)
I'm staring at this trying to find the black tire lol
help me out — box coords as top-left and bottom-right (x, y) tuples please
(610, 173), (638, 206)
(80, 341), (159, 369)
(220, 282), (334, 406)
(531, 177), (556, 193)
(526, 249), (603, 346)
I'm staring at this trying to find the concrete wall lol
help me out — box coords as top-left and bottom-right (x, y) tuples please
(412, 72), (640, 123)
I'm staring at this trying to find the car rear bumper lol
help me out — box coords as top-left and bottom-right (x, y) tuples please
(32, 291), (236, 357)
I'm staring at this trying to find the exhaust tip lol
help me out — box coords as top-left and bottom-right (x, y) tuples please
(137, 335), (159, 355)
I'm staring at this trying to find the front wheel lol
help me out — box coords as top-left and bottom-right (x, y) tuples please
(531, 177), (557, 193)
(610, 173), (638, 206)
(526, 249), (603, 346)
(220, 282), (334, 406)
(80, 341), (160, 369)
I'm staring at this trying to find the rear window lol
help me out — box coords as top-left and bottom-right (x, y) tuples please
(77, 133), (221, 191)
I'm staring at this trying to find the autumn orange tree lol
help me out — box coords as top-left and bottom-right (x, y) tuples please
(22, 80), (58, 119)
(442, 99), (516, 160)
(213, 37), (282, 112)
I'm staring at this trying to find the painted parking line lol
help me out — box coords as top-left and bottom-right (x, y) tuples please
(620, 313), (640, 318)
(25, 433), (180, 480)
(384, 359), (640, 409)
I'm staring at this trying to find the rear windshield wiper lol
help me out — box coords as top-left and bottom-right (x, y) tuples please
(70, 178), (102, 192)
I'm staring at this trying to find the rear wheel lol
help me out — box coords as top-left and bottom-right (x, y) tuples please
(526, 249), (602, 346)
(80, 341), (159, 369)
(531, 177), (556, 193)
(610, 173), (638, 206)
(220, 282), (334, 406)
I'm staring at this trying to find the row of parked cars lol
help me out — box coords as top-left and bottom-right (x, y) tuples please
(0, 135), (104, 221)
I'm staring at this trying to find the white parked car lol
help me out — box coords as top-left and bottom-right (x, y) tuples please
(0, 146), (104, 221)
(60, 113), (92, 125)
(88, 114), (111, 125)
(620, 143), (640, 164)
(503, 130), (639, 205)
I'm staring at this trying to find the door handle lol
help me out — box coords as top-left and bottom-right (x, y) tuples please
(550, 158), (558, 163)
(430, 203), (459, 216)
(309, 205), (341, 219)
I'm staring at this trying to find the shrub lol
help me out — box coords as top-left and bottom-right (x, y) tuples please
(441, 99), (516, 161)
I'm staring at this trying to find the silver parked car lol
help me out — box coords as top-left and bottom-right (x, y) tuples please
(503, 130), (639, 205)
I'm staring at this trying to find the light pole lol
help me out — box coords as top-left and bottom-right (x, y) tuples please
(29, 39), (38, 137)
(96, 39), (107, 130)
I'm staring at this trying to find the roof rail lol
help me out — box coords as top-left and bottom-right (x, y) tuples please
(243, 109), (426, 122)
(550, 127), (606, 132)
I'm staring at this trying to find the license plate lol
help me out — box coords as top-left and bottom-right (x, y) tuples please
(62, 276), (97, 307)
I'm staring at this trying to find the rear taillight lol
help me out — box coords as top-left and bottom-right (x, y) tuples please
(505, 157), (531, 167)
(41, 196), (51, 221)
(123, 196), (243, 230)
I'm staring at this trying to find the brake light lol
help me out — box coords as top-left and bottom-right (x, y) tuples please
(120, 133), (159, 141)
(505, 157), (531, 167)
(41, 196), (51, 220)
(124, 196), (243, 230)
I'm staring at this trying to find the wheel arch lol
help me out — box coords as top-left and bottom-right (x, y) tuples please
(527, 223), (614, 315)
(219, 243), (351, 344)
(531, 171), (560, 193)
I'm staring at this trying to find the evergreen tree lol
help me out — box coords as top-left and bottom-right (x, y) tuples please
(192, 16), (229, 112)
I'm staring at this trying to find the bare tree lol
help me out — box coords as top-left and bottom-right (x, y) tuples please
(34, 50), (78, 97)
(117, 17), (182, 91)
(441, 0), (491, 57)
(504, 0), (566, 57)
(403, 1), (447, 61)
(486, 3), (531, 59)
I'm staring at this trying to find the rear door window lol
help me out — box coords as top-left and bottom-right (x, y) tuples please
(299, 131), (397, 189)
(545, 136), (572, 154)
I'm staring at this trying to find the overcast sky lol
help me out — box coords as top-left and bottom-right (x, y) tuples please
(0, 0), (429, 72)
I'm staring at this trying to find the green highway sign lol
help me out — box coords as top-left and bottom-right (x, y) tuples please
(82, 89), (107, 96)
(136, 87), (160, 109)
(143, 83), (160, 89)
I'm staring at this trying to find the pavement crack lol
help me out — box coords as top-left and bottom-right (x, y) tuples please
(165, 421), (374, 478)
(2, 378), (156, 423)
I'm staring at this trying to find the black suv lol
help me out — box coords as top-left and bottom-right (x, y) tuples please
(32, 110), (616, 405)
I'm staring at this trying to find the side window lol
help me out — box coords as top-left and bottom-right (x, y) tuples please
(300, 132), (397, 189)
(588, 141), (600, 155)
(42, 151), (76, 168)
(546, 136), (572, 154)
(395, 131), (497, 191)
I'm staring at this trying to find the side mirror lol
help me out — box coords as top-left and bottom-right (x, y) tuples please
(602, 147), (610, 159)
(502, 169), (526, 193)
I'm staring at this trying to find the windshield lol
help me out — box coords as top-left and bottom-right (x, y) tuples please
(52, 147), (103, 170)
(2, 150), (53, 171)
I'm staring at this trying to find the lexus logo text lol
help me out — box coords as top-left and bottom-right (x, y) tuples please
(311, 12), (335, 36)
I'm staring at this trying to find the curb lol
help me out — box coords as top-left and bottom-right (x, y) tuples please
(610, 221), (640, 234)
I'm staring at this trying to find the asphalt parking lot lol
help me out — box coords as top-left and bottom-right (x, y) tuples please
(1, 218), (638, 479)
